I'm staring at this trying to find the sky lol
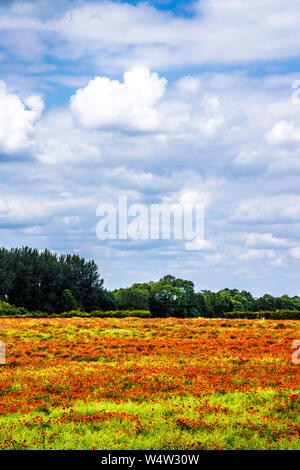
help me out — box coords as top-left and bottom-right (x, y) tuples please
(1, 0), (300, 295)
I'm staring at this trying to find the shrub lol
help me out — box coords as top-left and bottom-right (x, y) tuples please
(224, 310), (300, 320)
(0, 301), (28, 316)
(0, 304), (151, 319)
(90, 310), (151, 318)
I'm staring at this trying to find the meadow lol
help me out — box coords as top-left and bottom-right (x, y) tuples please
(0, 317), (299, 450)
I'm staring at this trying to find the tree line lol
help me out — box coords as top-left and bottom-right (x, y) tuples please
(113, 276), (300, 318)
(0, 247), (299, 317)
(0, 247), (115, 313)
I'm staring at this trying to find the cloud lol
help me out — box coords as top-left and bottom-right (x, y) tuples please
(245, 232), (290, 248)
(234, 148), (262, 166)
(161, 188), (213, 208)
(0, 193), (92, 227)
(185, 239), (216, 251)
(70, 67), (167, 132)
(1, 2), (300, 294)
(289, 246), (300, 259)
(34, 108), (103, 164)
(0, 80), (43, 154)
(233, 195), (300, 224)
(205, 254), (224, 264)
(45, 0), (300, 70)
(239, 249), (276, 260)
(2, 1), (300, 73)
(266, 120), (300, 145)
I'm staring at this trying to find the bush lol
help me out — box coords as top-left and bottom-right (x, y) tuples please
(0, 301), (29, 316)
(224, 310), (300, 320)
(0, 303), (151, 319)
(89, 310), (151, 318)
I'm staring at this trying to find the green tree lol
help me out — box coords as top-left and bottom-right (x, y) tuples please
(0, 248), (15, 301)
(255, 294), (276, 311)
(149, 281), (187, 318)
(159, 275), (197, 316)
(232, 294), (248, 311)
(240, 290), (256, 311)
(0, 246), (112, 313)
(114, 287), (149, 310)
(276, 295), (296, 310)
(291, 296), (300, 310)
(219, 288), (256, 311)
(58, 289), (78, 312)
(131, 282), (153, 292)
(203, 290), (233, 317)
(195, 292), (210, 317)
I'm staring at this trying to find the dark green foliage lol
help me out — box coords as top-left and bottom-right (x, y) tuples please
(255, 294), (277, 312)
(0, 248), (15, 302)
(98, 289), (117, 311)
(275, 295), (296, 310)
(1, 247), (299, 320)
(112, 279), (300, 319)
(88, 310), (150, 318)
(195, 292), (211, 317)
(291, 296), (300, 310)
(224, 310), (300, 320)
(149, 282), (186, 318)
(114, 287), (149, 310)
(201, 290), (233, 318)
(115, 275), (199, 318)
(240, 291), (256, 311)
(0, 303), (150, 319)
(218, 288), (256, 312)
(0, 246), (112, 313)
(58, 289), (78, 313)
(149, 275), (198, 318)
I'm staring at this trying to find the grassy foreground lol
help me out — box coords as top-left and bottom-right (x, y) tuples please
(0, 317), (299, 450)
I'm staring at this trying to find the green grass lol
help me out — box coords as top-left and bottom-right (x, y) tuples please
(0, 390), (299, 450)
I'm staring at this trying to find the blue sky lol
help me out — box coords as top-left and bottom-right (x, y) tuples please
(1, 0), (300, 295)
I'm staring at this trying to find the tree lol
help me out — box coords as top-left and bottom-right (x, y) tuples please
(202, 290), (233, 317)
(218, 288), (256, 311)
(97, 289), (117, 311)
(195, 292), (210, 317)
(114, 287), (149, 310)
(0, 247), (112, 313)
(159, 275), (198, 316)
(0, 248), (15, 302)
(149, 281), (187, 318)
(232, 294), (248, 311)
(240, 290), (256, 311)
(292, 296), (300, 310)
(58, 289), (78, 312)
(131, 282), (153, 292)
(276, 295), (296, 310)
(255, 294), (276, 311)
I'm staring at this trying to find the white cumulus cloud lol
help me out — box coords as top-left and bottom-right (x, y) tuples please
(266, 120), (300, 145)
(0, 80), (44, 154)
(70, 67), (167, 132)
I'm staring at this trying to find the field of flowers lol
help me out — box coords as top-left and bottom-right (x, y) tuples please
(0, 317), (299, 450)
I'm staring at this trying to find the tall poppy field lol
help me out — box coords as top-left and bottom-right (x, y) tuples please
(0, 318), (299, 450)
